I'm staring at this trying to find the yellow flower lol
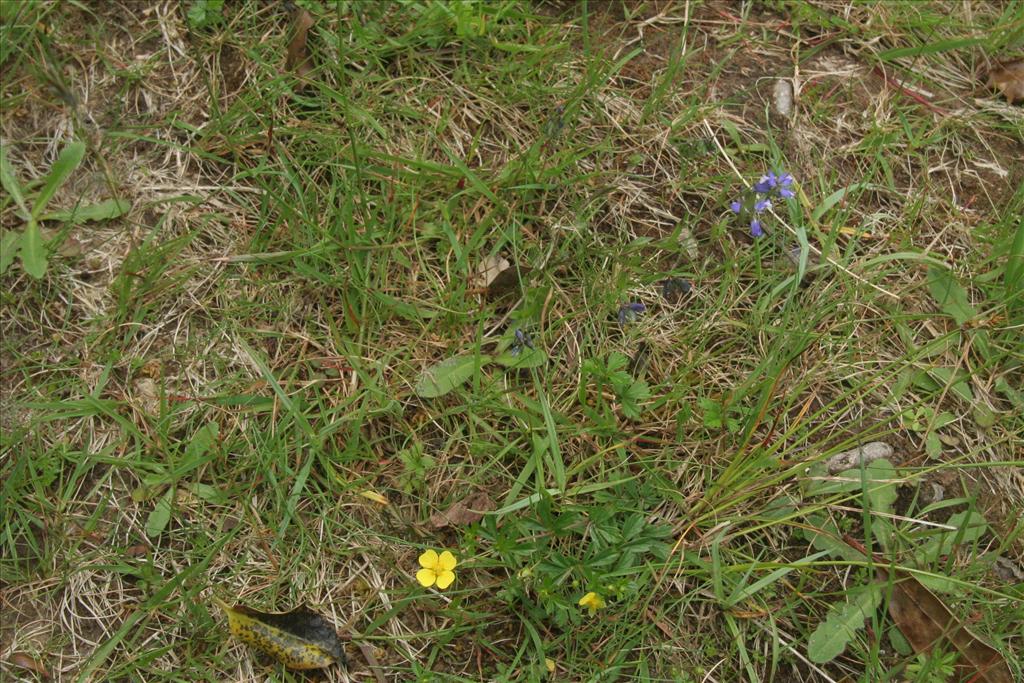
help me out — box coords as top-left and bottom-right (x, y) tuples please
(416, 549), (457, 589)
(578, 591), (606, 615)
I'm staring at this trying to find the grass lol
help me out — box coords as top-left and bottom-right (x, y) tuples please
(1, 0), (1023, 681)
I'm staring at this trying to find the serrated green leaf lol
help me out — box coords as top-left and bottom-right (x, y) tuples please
(19, 220), (47, 278)
(0, 230), (20, 274)
(146, 486), (174, 537)
(493, 347), (547, 369)
(40, 198), (131, 224)
(214, 598), (345, 670)
(32, 140), (85, 219)
(807, 586), (882, 663)
(927, 265), (976, 326)
(414, 354), (487, 398)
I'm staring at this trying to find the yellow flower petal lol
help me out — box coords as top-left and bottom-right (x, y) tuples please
(418, 549), (439, 570)
(434, 569), (455, 589)
(578, 592), (597, 607)
(437, 550), (457, 571)
(416, 568), (437, 587)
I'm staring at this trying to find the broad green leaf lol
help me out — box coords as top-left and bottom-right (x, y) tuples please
(190, 482), (227, 505)
(186, 421), (219, 460)
(863, 459), (898, 514)
(40, 198), (131, 224)
(145, 486), (174, 537)
(32, 141), (84, 219)
(214, 598), (345, 670)
(927, 367), (973, 402)
(493, 347), (547, 369)
(31, 140), (85, 219)
(807, 586), (882, 663)
(927, 265), (976, 326)
(925, 432), (942, 460)
(972, 404), (995, 428)
(915, 510), (988, 564)
(20, 220), (47, 278)
(0, 230), (20, 274)
(802, 514), (866, 563)
(0, 143), (29, 216)
(414, 354), (487, 398)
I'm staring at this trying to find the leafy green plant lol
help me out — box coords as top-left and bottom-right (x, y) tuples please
(397, 441), (434, 493)
(1, 141), (129, 278)
(580, 352), (650, 419)
(902, 406), (956, 460)
(414, 330), (548, 398)
(482, 500), (671, 629)
(132, 422), (221, 537)
(187, 0), (224, 29)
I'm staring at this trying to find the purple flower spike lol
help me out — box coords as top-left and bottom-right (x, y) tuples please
(618, 302), (646, 325)
(778, 187), (795, 199)
(750, 219), (764, 238)
(730, 200), (742, 214)
(754, 198), (772, 213)
(778, 173), (793, 187)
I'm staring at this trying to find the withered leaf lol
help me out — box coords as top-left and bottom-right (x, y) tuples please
(286, 8), (314, 86)
(430, 492), (494, 528)
(8, 652), (49, 679)
(986, 60), (1024, 104)
(473, 254), (526, 299)
(879, 567), (1011, 682)
(215, 598), (345, 670)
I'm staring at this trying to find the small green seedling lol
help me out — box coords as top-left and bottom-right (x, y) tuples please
(0, 141), (129, 278)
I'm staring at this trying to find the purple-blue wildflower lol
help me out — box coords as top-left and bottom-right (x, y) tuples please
(618, 302), (645, 325)
(729, 170), (796, 238)
(511, 328), (534, 355)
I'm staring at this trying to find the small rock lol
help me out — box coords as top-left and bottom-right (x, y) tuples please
(826, 442), (894, 474)
(773, 78), (795, 118)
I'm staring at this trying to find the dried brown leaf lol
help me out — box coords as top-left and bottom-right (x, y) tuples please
(430, 492), (494, 528)
(8, 653), (49, 679)
(286, 8), (314, 85)
(880, 567), (1012, 682)
(986, 60), (1024, 104)
(472, 255), (525, 299)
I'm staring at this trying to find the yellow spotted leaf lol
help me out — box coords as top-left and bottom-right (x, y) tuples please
(214, 598), (346, 670)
